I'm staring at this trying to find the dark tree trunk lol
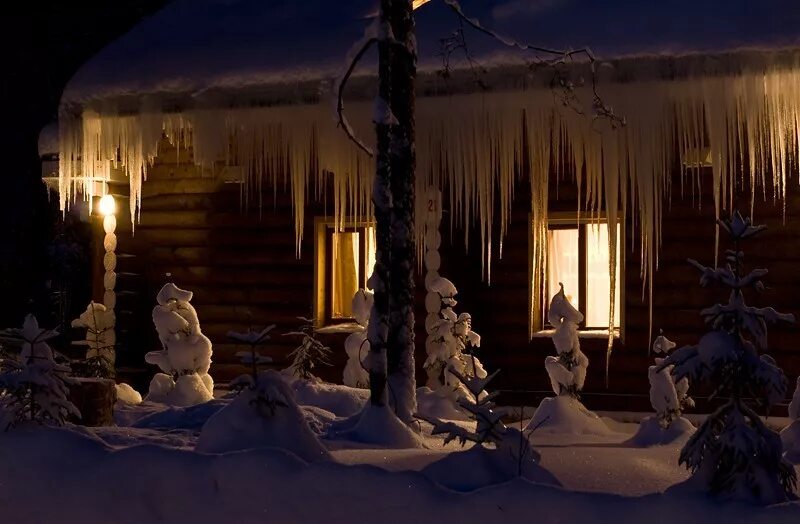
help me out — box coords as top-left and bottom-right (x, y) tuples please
(367, 0), (393, 407)
(386, 0), (417, 422)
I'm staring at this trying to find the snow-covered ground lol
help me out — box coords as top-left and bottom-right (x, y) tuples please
(1, 384), (799, 523)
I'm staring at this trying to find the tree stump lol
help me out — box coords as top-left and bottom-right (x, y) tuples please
(68, 378), (117, 426)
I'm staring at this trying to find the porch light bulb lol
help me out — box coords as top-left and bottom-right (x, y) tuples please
(99, 194), (116, 217)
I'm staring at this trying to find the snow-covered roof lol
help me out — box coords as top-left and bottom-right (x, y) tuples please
(38, 122), (59, 157)
(61, 0), (800, 110)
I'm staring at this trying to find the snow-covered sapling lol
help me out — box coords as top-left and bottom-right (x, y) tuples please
(423, 276), (484, 400)
(0, 315), (79, 430)
(284, 317), (332, 381)
(544, 283), (588, 397)
(649, 331), (694, 428)
(526, 284), (610, 435)
(781, 377), (800, 463)
(343, 290), (372, 389)
(71, 301), (115, 378)
(228, 324), (275, 383)
(658, 212), (796, 503)
(145, 283), (214, 406)
(420, 368), (507, 447)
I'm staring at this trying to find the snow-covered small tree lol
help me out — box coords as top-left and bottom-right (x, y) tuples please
(543, 283), (588, 397)
(197, 369), (332, 462)
(423, 277), (484, 401)
(228, 325), (275, 383)
(284, 317), (332, 381)
(421, 367), (506, 446)
(650, 331), (694, 428)
(526, 284), (610, 435)
(630, 331), (695, 446)
(145, 283), (214, 406)
(658, 212), (796, 503)
(781, 377), (800, 463)
(343, 290), (372, 388)
(71, 301), (115, 378)
(0, 315), (80, 430)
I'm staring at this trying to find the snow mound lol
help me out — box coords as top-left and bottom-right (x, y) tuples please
(415, 387), (470, 422)
(628, 416), (695, 447)
(421, 438), (561, 492)
(328, 403), (425, 449)
(115, 383), (142, 405)
(196, 371), (331, 462)
(526, 396), (613, 436)
(146, 373), (214, 407)
(134, 399), (229, 431)
(289, 377), (368, 418)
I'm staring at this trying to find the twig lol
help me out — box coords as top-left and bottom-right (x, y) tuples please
(337, 37), (378, 158)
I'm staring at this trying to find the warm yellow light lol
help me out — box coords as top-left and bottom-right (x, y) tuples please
(99, 194), (116, 217)
(413, 0), (430, 9)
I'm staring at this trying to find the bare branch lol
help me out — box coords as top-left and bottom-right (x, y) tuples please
(440, 0), (625, 129)
(337, 36), (378, 158)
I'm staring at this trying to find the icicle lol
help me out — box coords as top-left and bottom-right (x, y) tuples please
(56, 64), (800, 359)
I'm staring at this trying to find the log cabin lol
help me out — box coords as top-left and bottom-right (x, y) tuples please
(40, 0), (800, 410)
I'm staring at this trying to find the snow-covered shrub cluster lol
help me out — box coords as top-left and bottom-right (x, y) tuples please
(145, 283), (214, 406)
(343, 290), (372, 388)
(71, 301), (115, 378)
(284, 317), (332, 380)
(423, 276), (484, 402)
(197, 369), (331, 462)
(0, 315), (79, 430)
(528, 285), (610, 436)
(630, 332), (695, 446)
(781, 377), (800, 463)
(658, 212), (796, 503)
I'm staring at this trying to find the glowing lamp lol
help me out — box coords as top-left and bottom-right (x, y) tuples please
(99, 194), (116, 216)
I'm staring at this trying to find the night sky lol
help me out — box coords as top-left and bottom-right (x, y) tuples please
(0, 1), (166, 327)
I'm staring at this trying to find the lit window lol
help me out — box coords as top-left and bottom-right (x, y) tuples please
(314, 220), (376, 327)
(541, 220), (621, 331)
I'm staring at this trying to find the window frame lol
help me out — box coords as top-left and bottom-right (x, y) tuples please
(313, 217), (375, 330)
(532, 212), (625, 338)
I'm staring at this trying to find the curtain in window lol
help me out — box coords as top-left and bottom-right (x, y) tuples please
(547, 228), (580, 314)
(331, 232), (360, 318)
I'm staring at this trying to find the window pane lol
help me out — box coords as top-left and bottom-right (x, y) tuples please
(547, 228), (580, 315)
(585, 223), (621, 328)
(331, 231), (361, 319)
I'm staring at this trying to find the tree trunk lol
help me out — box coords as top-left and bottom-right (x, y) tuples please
(367, 0), (393, 407)
(387, 0), (417, 423)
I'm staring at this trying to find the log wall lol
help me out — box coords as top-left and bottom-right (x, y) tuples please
(102, 137), (800, 410)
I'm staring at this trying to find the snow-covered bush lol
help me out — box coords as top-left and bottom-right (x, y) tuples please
(543, 283), (588, 397)
(658, 212), (796, 503)
(145, 283), (214, 406)
(196, 370), (331, 462)
(781, 377), (800, 463)
(419, 368), (559, 491)
(423, 277), (484, 401)
(630, 331), (695, 446)
(420, 368), (506, 446)
(343, 290), (372, 388)
(284, 317), (331, 381)
(526, 285), (610, 436)
(0, 315), (80, 430)
(228, 325), (275, 382)
(71, 301), (115, 378)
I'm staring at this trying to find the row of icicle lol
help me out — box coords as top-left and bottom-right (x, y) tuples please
(58, 66), (800, 341)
